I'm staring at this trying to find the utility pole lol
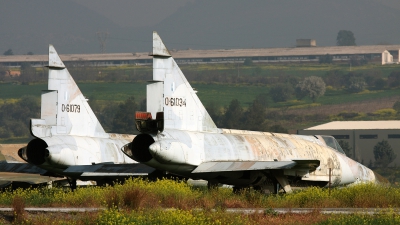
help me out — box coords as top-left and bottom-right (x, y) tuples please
(96, 31), (109, 54)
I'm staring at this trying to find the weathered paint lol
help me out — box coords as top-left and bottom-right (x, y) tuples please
(19, 45), (148, 182)
(130, 129), (377, 187)
(122, 32), (384, 192)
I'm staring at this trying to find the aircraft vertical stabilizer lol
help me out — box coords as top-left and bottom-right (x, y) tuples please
(31, 45), (108, 138)
(147, 32), (218, 132)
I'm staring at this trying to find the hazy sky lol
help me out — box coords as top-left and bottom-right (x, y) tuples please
(71, 0), (195, 28)
(3, 0), (400, 54)
(71, 0), (400, 29)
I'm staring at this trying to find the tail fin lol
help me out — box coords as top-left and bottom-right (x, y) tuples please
(146, 32), (218, 132)
(31, 45), (107, 138)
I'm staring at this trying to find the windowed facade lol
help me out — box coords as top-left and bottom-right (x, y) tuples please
(388, 134), (400, 139)
(359, 134), (378, 139)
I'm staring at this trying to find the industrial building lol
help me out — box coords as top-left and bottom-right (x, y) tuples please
(298, 121), (400, 167)
(1, 44), (400, 67)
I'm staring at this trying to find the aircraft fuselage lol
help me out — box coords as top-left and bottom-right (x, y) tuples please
(125, 129), (379, 188)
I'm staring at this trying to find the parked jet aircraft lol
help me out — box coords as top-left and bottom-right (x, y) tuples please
(17, 45), (154, 188)
(122, 32), (386, 193)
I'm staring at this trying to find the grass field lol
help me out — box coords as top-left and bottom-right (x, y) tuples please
(1, 81), (399, 110)
(0, 82), (146, 103)
(179, 62), (400, 78)
(0, 82), (269, 107)
(1, 179), (400, 224)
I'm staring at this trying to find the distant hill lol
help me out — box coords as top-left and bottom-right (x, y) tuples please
(1, 0), (400, 54)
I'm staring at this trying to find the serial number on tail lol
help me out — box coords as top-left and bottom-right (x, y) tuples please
(61, 104), (80, 113)
(165, 97), (186, 107)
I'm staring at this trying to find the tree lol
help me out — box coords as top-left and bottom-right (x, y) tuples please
(0, 95), (40, 138)
(112, 96), (139, 134)
(222, 99), (243, 129)
(319, 54), (333, 64)
(27, 51), (34, 55)
(338, 140), (352, 158)
(269, 83), (294, 102)
(295, 76), (326, 102)
(350, 56), (367, 66)
(206, 101), (222, 127)
(243, 58), (253, 66)
(374, 78), (386, 90)
(336, 30), (356, 46)
(324, 70), (345, 89)
(254, 93), (269, 108)
(242, 98), (268, 131)
(373, 139), (396, 167)
(19, 62), (37, 84)
(393, 100), (400, 112)
(387, 71), (400, 88)
(346, 76), (367, 93)
(3, 49), (13, 55)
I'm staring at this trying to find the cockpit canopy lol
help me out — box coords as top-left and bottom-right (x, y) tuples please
(318, 135), (346, 155)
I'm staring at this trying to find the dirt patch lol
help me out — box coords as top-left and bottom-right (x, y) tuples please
(0, 144), (26, 163)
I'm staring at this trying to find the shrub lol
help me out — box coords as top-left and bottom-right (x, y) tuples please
(12, 195), (26, 223)
(296, 76), (326, 102)
(373, 108), (397, 118)
(122, 187), (146, 210)
(393, 100), (400, 112)
(105, 189), (120, 209)
(346, 76), (367, 93)
(269, 83), (294, 102)
(337, 111), (359, 119)
(374, 78), (386, 90)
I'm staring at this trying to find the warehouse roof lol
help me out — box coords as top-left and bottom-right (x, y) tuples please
(304, 121), (400, 130)
(1, 45), (400, 63)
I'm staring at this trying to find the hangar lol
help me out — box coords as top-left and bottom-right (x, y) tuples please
(298, 121), (400, 167)
(1, 45), (400, 67)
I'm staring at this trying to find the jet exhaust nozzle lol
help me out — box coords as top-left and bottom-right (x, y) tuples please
(123, 133), (154, 163)
(19, 138), (48, 165)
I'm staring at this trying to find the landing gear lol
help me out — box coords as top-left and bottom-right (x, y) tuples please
(67, 178), (77, 191)
(271, 171), (292, 193)
(207, 180), (219, 190)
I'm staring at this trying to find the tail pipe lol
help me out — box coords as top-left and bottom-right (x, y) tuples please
(18, 138), (49, 165)
(122, 133), (155, 163)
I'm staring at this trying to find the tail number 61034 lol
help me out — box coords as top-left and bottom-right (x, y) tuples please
(165, 97), (186, 107)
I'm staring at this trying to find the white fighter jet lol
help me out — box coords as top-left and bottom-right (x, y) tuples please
(121, 32), (386, 193)
(17, 45), (154, 189)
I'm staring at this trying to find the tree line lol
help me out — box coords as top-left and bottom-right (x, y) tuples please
(0, 93), (287, 139)
(2, 94), (398, 170)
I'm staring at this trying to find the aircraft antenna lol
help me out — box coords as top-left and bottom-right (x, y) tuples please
(96, 31), (109, 53)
